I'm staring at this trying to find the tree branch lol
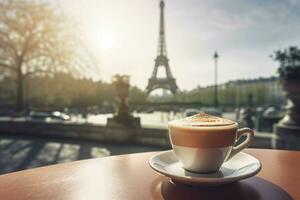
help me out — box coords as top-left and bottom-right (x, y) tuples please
(24, 68), (50, 77)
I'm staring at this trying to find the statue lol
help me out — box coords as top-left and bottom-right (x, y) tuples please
(273, 46), (300, 150)
(106, 75), (140, 128)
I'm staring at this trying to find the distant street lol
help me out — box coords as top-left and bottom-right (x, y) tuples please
(0, 112), (237, 127)
(84, 112), (236, 128)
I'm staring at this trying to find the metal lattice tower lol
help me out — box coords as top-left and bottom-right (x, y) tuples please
(145, 0), (178, 95)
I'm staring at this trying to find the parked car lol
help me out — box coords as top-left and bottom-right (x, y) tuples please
(184, 108), (222, 117)
(50, 111), (71, 121)
(201, 107), (222, 117)
(263, 107), (284, 118)
(29, 111), (70, 122)
(29, 111), (51, 121)
(184, 109), (201, 117)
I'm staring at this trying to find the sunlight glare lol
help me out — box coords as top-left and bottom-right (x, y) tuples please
(97, 29), (115, 50)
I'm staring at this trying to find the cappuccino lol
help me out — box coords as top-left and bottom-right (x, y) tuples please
(169, 113), (238, 148)
(168, 113), (254, 173)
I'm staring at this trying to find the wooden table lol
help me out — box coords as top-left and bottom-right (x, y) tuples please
(0, 149), (299, 200)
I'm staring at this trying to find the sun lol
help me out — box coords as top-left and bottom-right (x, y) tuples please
(97, 29), (115, 50)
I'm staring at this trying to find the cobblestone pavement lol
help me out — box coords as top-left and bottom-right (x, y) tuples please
(0, 134), (167, 175)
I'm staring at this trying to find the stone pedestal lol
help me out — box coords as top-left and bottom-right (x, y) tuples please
(106, 115), (141, 142)
(106, 115), (141, 128)
(274, 124), (300, 150)
(274, 80), (300, 150)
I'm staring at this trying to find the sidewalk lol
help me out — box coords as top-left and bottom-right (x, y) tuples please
(0, 133), (166, 175)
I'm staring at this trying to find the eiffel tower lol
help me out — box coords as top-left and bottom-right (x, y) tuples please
(145, 0), (178, 95)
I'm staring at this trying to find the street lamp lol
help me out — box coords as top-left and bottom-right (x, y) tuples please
(213, 51), (219, 108)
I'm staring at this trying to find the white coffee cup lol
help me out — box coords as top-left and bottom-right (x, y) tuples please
(168, 118), (254, 173)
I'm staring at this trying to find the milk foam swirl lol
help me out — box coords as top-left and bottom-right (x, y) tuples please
(170, 113), (236, 127)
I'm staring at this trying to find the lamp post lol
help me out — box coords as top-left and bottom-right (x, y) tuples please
(213, 51), (219, 108)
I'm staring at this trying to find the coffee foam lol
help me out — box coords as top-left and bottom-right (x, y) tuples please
(169, 113), (237, 129)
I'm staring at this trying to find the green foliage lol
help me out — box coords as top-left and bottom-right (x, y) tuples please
(273, 46), (300, 80)
(23, 73), (116, 110)
(129, 86), (146, 103)
(0, 72), (283, 111)
(0, 72), (147, 111)
(0, 76), (15, 107)
(153, 77), (283, 108)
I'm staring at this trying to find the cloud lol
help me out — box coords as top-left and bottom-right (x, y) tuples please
(288, 0), (298, 6)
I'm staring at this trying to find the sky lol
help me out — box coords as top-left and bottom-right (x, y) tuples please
(60, 0), (300, 90)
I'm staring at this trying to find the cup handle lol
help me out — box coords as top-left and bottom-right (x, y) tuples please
(227, 128), (254, 160)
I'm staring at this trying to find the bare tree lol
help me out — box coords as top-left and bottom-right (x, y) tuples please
(0, 0), (96, 112)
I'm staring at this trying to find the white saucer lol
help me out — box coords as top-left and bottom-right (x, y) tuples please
(149, 150), (262, 186)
